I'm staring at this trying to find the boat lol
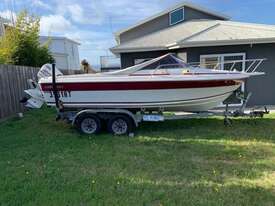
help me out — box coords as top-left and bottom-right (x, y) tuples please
(23, 54), (264, 112)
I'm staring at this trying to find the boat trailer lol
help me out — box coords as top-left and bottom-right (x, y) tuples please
(55, 92), (269, 136)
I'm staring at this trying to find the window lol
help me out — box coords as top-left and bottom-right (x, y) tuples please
(200, 56), (222, 70)
(200, 53), (246, 71)
(200, 53), (246, 106)
(169, 8), (184, 25)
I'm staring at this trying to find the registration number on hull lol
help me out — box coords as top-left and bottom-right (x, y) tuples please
(47, 91), (72, 98)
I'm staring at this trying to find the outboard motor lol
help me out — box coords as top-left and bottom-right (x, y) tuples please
(37, 64), (63, 80)
(21, 64), (63, 109)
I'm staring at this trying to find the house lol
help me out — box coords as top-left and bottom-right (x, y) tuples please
(0, 17), (12, 37)
(0, 17), (81, 70)
(111, 2), (275, 106)
(39, 36), (80, 70)
(0, 17), (6, 36)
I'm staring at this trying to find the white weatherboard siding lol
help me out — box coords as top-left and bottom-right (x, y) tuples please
(0, 17), (10, 37)
(39, 36), (80, 70)
(0, 21), (4, 36)
(54, 53), (69, 69)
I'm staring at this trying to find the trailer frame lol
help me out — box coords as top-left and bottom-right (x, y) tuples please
(55, 92), (269, 135)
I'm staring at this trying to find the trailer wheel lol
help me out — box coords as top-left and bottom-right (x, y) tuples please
(108, 115), (133, 135)
(76, 114), (101, 134)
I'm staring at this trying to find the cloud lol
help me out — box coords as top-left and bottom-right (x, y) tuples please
(40, 15), (73, 35)
(99, 0), (163, 23)
(64, 30), (115, 50)
(65, 2), (105, 25)
(32, 0), (52, 10)
(67, 4), (84, 23)
(66, 4), (98, 25)
(50, 0), (163, 26)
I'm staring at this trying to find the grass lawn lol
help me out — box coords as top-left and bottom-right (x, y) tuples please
(0, 108), (275, 206)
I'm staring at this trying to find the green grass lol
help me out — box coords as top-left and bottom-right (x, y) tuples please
(0, 108), (275, 206)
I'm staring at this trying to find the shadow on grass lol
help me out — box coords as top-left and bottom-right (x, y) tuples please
(110, 175), (275, 206)
(137, 117), (275, 142)
(37, 168), (274, 206)
(130, 136), (275, 180)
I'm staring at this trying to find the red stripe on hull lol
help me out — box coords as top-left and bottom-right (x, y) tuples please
(41, 80), (242, 91)
(129, 72), (237, 76)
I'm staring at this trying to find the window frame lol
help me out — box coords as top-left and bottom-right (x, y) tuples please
(200, 53), (246, 107)
(169, 7), (184, 26)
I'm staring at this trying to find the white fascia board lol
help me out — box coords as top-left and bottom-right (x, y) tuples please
(40, 36), (81, 45)
(168, 45), (180, 50)
(51, 52), (69, 57)
(111, 38), (275, 54)
(179, 38), (275, 48)
(110, 46), (168, 54)
(165, 42), (178, 47)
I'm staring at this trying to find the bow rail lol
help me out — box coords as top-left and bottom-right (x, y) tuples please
(188, 58), (267, 73)
(152, 58), (266, 75)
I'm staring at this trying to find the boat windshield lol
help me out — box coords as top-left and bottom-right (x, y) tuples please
(109, 54), (193, 75)
(132, 54), (193, 75)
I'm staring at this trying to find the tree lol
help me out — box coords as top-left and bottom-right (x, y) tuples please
(0, 11), (54, 67)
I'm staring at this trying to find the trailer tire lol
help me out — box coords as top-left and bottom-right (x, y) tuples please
(108, 115), (134, 135)
(76, 114), (101, 134)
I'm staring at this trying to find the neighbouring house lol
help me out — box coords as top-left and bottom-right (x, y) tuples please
(0, 17), (7, 36)
(111, 2), (275, 106)
(0, 17), (81, 70)
(39, 36), (80, 70)
(0, 17), (14, 37)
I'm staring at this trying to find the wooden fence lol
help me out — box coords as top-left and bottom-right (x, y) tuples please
(0, 65), (39, 119)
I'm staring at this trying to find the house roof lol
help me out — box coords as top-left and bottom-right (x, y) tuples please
(111, 20), (275, 54)
(39, 36), (81, 45)
(115, 1), (230, 38)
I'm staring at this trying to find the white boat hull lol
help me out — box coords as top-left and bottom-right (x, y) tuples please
(43, 84), (240, 112)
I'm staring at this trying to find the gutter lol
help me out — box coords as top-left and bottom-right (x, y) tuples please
(111, 38), (275, 54)
(178, 38), (275, 48)
(110, 46), (168, 55)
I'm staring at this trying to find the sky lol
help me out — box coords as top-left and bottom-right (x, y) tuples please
(1, 0), (275, 67)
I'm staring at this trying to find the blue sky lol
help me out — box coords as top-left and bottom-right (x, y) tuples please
(0, 0), (275, 67)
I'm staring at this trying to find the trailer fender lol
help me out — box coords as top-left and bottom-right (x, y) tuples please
(72, 109), (139, 127)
